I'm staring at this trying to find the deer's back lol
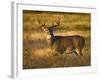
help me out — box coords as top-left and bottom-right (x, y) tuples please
(53, 35), (85, 49)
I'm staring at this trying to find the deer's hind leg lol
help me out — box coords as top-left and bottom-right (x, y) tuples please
(75, 48), (82, 56)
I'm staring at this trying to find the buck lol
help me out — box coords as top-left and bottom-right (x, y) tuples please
(38, 18), (85, 56)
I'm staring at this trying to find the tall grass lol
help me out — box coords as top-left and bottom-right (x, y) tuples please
(23, 10), (91, 69)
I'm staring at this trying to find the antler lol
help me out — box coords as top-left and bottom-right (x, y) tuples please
(37, 17), (41, 25)
(52, 17), (60, 27)
(56, 17), (60, 26)
(37, 17), (46, 27)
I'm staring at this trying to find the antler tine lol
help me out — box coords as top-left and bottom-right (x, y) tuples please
(52, 17), (60, 28)
(42, 22), (46, 26)
(37, 17), (41, 25)
(51, 21), (54, 26)
(56, 17), (60, 26)
(37, 17), (46, 28)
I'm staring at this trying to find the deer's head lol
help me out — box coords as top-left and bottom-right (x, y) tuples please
(37, 17), (60, 36)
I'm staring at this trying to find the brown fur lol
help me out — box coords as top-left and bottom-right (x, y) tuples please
(42, 26), (85, 56)
(52, 35), (85, 56)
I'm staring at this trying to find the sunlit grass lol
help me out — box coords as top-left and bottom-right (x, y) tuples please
(23, 10), (91, 69)
(23, 31), (90, 69)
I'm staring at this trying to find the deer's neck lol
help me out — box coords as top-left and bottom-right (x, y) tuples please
(50, 32), (54, 38)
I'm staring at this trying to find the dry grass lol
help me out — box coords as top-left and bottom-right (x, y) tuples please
(23, 31), (91, 69)
(23, 10), (91, 69)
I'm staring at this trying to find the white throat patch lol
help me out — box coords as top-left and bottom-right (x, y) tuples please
(47, 35), (51, 40)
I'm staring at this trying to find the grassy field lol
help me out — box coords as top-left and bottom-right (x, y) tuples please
(23, 10), (91, 69)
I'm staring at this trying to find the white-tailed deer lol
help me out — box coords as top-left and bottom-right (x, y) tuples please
(38, 18), (85, 56)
